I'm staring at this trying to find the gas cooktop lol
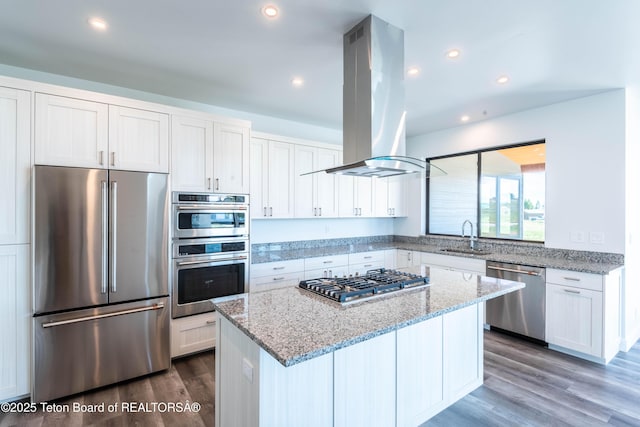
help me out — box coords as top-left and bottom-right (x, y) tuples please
(299, 268), (430, 304)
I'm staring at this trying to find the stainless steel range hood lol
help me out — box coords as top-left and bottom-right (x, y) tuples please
(327, 15), (429, 178)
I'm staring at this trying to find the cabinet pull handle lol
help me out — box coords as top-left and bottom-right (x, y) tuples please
(206, 320), (216, 325)
(323, 270), (327, 278)
(364, 256), (372, 259)
(392, 208), (395, 215)
(564, 289), (581, 294)
(263, 207), (267, 217)
(272, 266), (285, 270)
(269, 207), (273, 217)
(273, 277), (285, 281)
(323, 261), (333, 264)
(208, 178), (212, 190)
(329, 270), (333, 277)
(364, 264), (373, 268)
(111, 152), (116, 166)
(314, 208), (317, 216)
(563, 277), (581, 282)
(319, 207), (322, 216)
(215, 178), (220, 191)
(99, 150), (104, 166)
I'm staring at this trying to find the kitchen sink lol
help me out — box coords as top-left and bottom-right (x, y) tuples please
(439, 248), (491, 256)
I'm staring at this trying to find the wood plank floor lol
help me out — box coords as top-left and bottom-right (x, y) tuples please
(2, 331), (640, 426)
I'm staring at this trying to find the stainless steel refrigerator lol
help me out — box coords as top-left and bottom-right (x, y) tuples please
(33, 165), (170, 402)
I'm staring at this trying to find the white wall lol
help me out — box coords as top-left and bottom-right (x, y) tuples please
(624, 85), (640, 349)
(398, 90), (626, 254)
(250, 218), (394, 244)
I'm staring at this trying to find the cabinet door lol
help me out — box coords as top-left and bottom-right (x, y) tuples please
(338, 175), (356, 217)
(0, 245), (30, 401)
(213, 122), (250, 194)
(315, 148), (340, 217)
(373, 177), (390, 217)
(35, 93), (108, 168)
(546, 283), (603, 356)
(267, 141), (295, 218)
(354, 176), (373, 217)
(250, 138), (268, 218)
(0, 87), (30, 245)
(170, 312), (216, 358)
(108, 105), (169, 173)
(388, 177), (408, 217)
(171, 115), (214, 192)
(294, 145), (316, 217)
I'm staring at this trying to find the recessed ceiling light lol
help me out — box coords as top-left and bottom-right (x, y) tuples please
(88, 17), (108, 31)
(291, 77), (304, 87)
(407, 66), (421, 77)
(262, 5), (279, 18)
(496, 75), (510, 84)
(446, 49), (460, 59)
(460, 115), (470, 122)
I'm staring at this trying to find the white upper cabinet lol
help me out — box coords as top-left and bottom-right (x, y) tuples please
(171, 115), (214, 192)
(108, 105), (169, 173)
(213, 122), (250, 194)
(250, 137), (295, 218)
(338, 176), (374, 217)
(35, 93), (169, 173)
(374, 177), (408, 217)
(294, 145), (340, 218)
(171, 116), (250, 194)
(0, 87), (30, 245)
(35, 93), (108, 168)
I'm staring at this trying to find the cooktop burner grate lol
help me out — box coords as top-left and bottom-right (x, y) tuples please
(299, 268), (429, 303)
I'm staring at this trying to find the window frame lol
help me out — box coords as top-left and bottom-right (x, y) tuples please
(426, 139), (545, 243)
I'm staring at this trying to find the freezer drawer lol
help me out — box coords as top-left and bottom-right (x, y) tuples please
(33, 297), (170, 402)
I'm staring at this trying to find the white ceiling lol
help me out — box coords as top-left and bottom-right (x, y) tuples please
(1, 0), (638, 136)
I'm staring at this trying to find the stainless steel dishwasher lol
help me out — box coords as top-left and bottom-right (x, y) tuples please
(485, 261), (546, 342)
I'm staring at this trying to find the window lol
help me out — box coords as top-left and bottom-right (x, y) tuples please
(427, 141), (545, 242)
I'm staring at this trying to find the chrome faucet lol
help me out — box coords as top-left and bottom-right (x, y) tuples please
(461, 220), (477, 250)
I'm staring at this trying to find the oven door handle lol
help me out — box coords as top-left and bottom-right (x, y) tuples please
(177, 256), (248, 266)
(176, 205), (247, 211)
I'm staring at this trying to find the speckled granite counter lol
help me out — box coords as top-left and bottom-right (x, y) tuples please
(212, 268), (524, 367)
(251, 239), (623, 275)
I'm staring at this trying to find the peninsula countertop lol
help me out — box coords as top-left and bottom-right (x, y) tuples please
(212, 268), (524, 367)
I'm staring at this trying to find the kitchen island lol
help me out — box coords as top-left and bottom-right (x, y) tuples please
(212, 268), (524, 427)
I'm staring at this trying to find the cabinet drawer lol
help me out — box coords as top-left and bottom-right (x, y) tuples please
(251, 259), (305, 278)
(305, 266), (349, 280)
(171, 312), (216, 358)
(420, 253), (485, 274)
(546, 269), (603, 291)
(251, 271), (303, 292)
(348, 250), (385, 265)
(305, 254), (349, 271)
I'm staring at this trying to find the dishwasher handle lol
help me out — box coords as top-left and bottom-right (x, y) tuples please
(487, 265), (542, 277)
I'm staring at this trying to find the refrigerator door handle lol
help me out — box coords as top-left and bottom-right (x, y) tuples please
(101, 180), (108, 294)
(41, 303), (165, 328)
(110, 180), (118, 293)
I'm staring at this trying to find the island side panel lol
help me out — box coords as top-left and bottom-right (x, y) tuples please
(334, 332), (397, 427)
(396, 316), (444, 427)
(216, 314), (261, 427)
(259, 350), (333, 426)
(443, 303), (484, 402)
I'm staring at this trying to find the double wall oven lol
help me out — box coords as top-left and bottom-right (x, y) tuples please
(172, 192), (249, 318)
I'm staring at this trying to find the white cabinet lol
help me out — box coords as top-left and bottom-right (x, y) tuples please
(108, 105), (169, 173)
(170, 312), (216, 358)
(374, 177), (408, 217)
(294, 145), (340, 218)
(250, 138), (295, 218)
(304, 254), (349, 279)
(171, 115), (214, 192)
(546, 268), (621, 363)
(0, 87), (30, 245)
(0, 244), (30, 401)
(35, 93), (108, 168)
(396, 250), (421, 269)
(35, 93), (169, 172)
(250, 259), (305, 292)
(338, 176), (374, 217)
(172, 117), (250, 193)
(348, 250), (386, 275)
(212, 122), (250, 194)
(420, 252), (486, 274)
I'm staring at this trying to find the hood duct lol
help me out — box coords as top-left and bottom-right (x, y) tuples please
(329, 15), (431, 178)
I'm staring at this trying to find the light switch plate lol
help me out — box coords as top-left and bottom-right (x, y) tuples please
(242, 358), (253, 383)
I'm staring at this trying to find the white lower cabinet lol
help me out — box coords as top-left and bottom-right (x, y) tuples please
(250, 259), (305, 293)
(545, 268), (621, 363)
(0, 244), (30, 401)
(420, 252), (486, 274)
(396, 250), (421, 269)
(171, 312), (216, 358)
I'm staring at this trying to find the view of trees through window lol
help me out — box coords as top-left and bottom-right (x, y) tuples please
(428, 141), (545, 242)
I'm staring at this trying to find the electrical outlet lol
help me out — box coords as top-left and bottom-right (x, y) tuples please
(590, 231), (605, 244)
(570, 231), (585, 243)
(242, 358), (253, 383)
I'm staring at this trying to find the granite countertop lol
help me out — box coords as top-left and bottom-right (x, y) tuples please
(212, 268), (524, 367)
(251, 242), (623, 275)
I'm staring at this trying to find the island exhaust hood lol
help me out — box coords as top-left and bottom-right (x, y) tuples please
(325, 15), (433, 178)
